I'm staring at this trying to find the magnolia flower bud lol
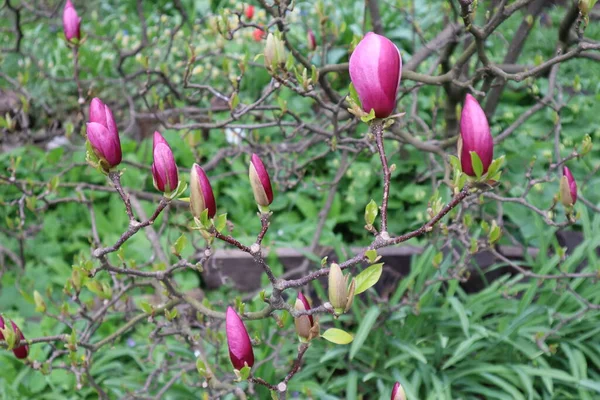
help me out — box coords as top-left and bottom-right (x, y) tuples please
(391, 382), (406, 400)
(349, 32), (402, 118)
(294, 292), (320, 342)
(87, 98), (122, 169)
(328, 263), (356, 314)
(307, 29), (317, 51)
(190, 164), (217, 219)
(579, 0), (597, 16)
(245, 4), (255, 20)
(249, 153), (274, 207)
(10, 321), (28, 359)
(152, 131), (178, 193)
(63, 0), (81, 43)
(0, 315), (5, 341)
(0, 316), (28, 359)
(264, 33), (286, 69)
(560, 166), (578, 207)
(226, 306), (255, 370)
(253, 28), (265, 42)
(459, 94), (494, 177)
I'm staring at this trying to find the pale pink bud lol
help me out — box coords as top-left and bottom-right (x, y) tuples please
(294, 292), (319, 341)
(87, 98), (121, 168)
(10, 320), (28, 359)
(245, 4), (255, 20)
(152, 131), (178, 193)
(391, 382), (406, 400)
(560, 166), (578, 207)
(62, 0), (81, 42)
(459, 94), (494, 176)
(307, 29), (317, 51)
(190, 164), (216, 219)
(249, 154), (273, 207)
(226, 306), (254, 370)
(328, 263), (356, 314)
(349, 32), (402, 118)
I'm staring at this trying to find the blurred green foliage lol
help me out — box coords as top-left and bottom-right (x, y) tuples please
(1, 0), (600, 399)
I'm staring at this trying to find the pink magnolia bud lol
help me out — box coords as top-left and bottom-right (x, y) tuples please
(391, 382), (406, 400)
(253, 27), (265, 42)
(0, 316), (28, 359)
(245, 4), (255, 20)
(560, 166), (578, 207)
(249, 154), (273, 207)
(10, 321), (28, 359)
(294, 292), (319, 341)
(86, 98), (122, 169)
(459, 94), (494, 176)
(307, 29), (317, 51)
(349, 32), (402, 118)
(226, 306), (254, 370)
(190, 164), (216, 219)
(151, 131), (178, 193)
(62, 0), (81, 42)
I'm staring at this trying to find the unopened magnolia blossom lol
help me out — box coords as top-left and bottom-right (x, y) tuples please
(190, 164), (217, 219)
(62, 0), (81, 42)
(151, 131), (178, 193)
(391, 382), (406, 400)
(225, 307), (255, 370)
(0, 315), (29, 360)
(249, 153), (274, 207)
(459, 94), (494, 176)
(86, 98), (122, 169)
(328, 263), (356, 314)
(349, 32), (402, 118)
(294, 292), (320, 341)
(560, 166), (578, 207)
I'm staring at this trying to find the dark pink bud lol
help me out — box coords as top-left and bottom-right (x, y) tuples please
(307, 29), (317, 51)
(391, 382), (406, 400)
(253, 28), (265, 42)
(563, 167), (577, 204)
(62, 0), (81, 42)
(459, 94), (494, 176)
(560, 166), (578, 206)
(190, 164), (217, 219)
(10, 321), (28, 359)
(89, 98), (118, 138)
(87, 98), (121, 168)
(225, 306), (254, 370)
(349, 32), (402, 118)
(245, 5), (255, 20)
(249, 154), (273, 207)
(152, 131), (178, 193)
(86, 123), (122, 168)
(0, 315), (5, 341)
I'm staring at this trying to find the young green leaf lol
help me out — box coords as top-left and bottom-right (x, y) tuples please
(34, 290), (46, 313)
(354, 263), (383, 295)
(171, 234), (187, 257)
(322, 328), (354, 345)
(364, 199), (378, 226)
(470, 151), (484, 178)
(214, 213), (228, 233)
(364, 249), (378, 263)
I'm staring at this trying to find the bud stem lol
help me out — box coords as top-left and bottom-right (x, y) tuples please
(371, 121), (391, 233)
